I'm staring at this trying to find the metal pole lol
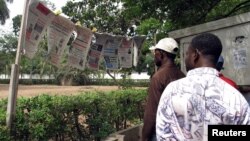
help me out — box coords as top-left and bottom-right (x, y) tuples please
(6, 0), (30, 129)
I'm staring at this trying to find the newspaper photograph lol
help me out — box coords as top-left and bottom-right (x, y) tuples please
(87, 43), (104, 70)
(103, 35), (123, 70)
(47, 15), (75, 67)
(67, 26), (93, 70)
(118, 37), (133, 68)
(232, 36), (249, 69)
(24, 1), (54, 59)
(233, 48), (248, 69)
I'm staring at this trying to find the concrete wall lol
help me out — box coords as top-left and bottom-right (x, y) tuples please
(169, 12), (250, 85)
(103, 124), (142, 141)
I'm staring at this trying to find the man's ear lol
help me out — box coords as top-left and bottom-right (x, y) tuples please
(193, 49), (200, 64)
(159, 50), (165, 59)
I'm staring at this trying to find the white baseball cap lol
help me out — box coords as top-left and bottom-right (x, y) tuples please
(149, 37), (179, 54)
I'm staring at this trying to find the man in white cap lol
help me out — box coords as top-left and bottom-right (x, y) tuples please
(141, 37), (185, 141)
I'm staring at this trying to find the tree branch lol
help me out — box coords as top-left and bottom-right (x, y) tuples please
(196, 0), (221, 23)
(106, 70), (115, 80)
(223, 0), (250, 17)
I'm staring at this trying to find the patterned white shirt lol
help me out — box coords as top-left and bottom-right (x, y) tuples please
(156, 67), (250, 141)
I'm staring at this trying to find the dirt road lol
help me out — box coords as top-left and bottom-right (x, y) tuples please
(0, 84), (120, 99)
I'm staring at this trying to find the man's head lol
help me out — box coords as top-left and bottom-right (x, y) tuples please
(216, 56), (224, 71)
(185, 33), (222, 72)
(149, 38), (178, 67)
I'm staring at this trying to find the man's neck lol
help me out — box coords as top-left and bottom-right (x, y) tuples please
(159, 59), (175, 69)
(196, 57), (216, 68)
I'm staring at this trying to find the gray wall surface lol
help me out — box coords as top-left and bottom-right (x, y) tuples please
(169, 12), (250, 85)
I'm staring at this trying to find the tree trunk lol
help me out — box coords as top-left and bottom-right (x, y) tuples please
(106, 70), (121, 88)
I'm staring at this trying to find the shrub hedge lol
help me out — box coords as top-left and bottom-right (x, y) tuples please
(0, 88), (147, 141)
(0, 79), (150, 87)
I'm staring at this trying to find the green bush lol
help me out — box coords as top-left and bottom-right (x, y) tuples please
(0, 99), (11, 141)
(0, 78), (149, 87)
(0, 88), (147, 141)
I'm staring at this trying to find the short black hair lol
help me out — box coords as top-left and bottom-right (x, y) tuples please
(216, 62), (224, 71)
(191, 33), (222, 64)
(157, 49), (176, 61)
(165, 51), (176, 60)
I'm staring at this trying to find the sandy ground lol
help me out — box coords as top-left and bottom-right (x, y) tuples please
(0, 84), (121, 99)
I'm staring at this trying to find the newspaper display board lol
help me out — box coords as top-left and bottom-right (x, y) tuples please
(67, 26), (93, 70)
(118, 38), (133, 68)
(103, 35), (123, 70)
(47, 16), (75, 67)
(24, 1), (54, 58)
(6, 0), (148, 131)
